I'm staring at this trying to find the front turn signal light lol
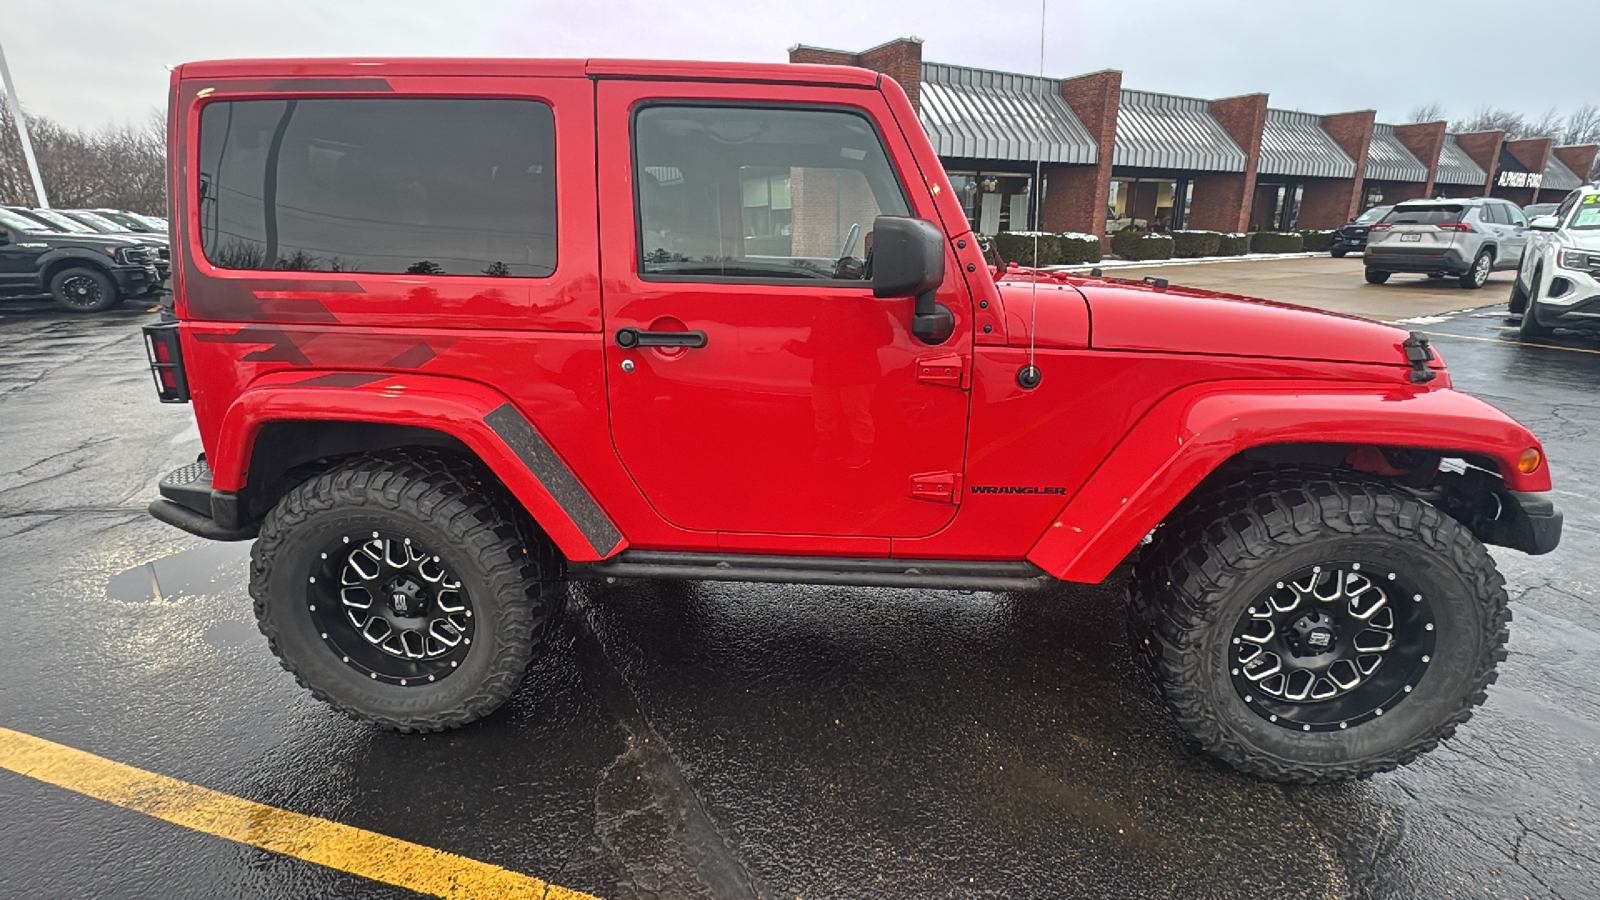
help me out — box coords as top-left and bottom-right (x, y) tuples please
(1517, 447), (1543, 475)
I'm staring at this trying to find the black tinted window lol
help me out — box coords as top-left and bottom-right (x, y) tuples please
(633, 105), (910, 282)
(1382, 204), (1464, 226)
(1481, 203), (1504, 225)
(198, 99), (556, 277)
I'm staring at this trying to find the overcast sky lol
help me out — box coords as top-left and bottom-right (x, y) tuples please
(2, 0), (1590, 132)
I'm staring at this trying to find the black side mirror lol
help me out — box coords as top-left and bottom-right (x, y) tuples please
(871, 215), (951, 344)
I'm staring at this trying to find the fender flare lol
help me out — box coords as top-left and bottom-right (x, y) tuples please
(212, 370), (625, 562)
(34, 248), (120, 291)
(1027, 381), (1549, 584)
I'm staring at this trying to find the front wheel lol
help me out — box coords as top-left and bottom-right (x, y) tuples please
(49, 266), (121, 313)
(1129, 470), (1510, 783)
(1364, 268), (1390, 284)
(1518, 264), (1554, 339)
(250, 450), (565, 731)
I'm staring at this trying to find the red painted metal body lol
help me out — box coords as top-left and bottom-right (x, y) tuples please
(164, 57), (1551, 581)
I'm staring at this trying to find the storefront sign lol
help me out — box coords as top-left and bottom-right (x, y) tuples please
(1497, 169), (1543, 189)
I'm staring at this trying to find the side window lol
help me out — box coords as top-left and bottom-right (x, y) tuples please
(1480, 203), (1504, 225)
(1505, 204), (1527, 227)
(633, 105), (911, 282)
(1556, 190), (1582, 224)
(198, 98), (556, 277)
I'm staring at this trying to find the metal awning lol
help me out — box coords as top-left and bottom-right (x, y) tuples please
(1543, 154), (1584, 192)
(1364, 123), (1428, 183)
(1113, 90), (1247, 172)
(1257, 109), (1355, 179)
(917, 63), (1097, 165)
(1435, 135), (1487, 186)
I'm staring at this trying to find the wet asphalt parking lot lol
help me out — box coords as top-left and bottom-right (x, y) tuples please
(1, 258), (1597, 899)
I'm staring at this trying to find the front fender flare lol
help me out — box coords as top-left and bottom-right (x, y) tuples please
(1027, 382), (1549, 584)
(213, 370), (625, 562)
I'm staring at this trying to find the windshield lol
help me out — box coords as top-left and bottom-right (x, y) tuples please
(1355, 206), (1391, 225)
(0, 208), (54, 233)
(1382, 204), (1464, 226)
(26, 209), (95, 233)
(65, 210), (130, 233)
(94, 210), (159, 232)
(1572, 195), (1600, 230)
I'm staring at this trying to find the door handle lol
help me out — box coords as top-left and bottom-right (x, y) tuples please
(615, 327), (708, 349)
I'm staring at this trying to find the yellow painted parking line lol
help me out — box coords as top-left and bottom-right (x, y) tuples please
(1421, 330), (1600, 356)
(0, 726), (599, 900)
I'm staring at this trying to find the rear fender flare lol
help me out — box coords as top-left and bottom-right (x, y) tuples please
(1027, 381), (1549, 584)
(213, 370), (624, 562)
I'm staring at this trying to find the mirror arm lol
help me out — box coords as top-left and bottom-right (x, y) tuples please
(911, 289), (954, 345)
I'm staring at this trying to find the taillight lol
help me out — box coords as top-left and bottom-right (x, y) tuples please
(1369, 222), (1392, 229)
(141, 322), (190, 403)
(1435, 222), (1475, 232)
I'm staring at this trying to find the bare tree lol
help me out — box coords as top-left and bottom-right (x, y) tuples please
(0, 103), (165, 214)
(1408, 101), (1445, 123)
(1451, 105), (1526, 136)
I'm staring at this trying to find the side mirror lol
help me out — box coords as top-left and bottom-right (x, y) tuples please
(871, 215), (951, 344)
(1530, 215), (1561, 232)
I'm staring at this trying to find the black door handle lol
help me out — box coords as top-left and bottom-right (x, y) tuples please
(615, 327), (708, 349)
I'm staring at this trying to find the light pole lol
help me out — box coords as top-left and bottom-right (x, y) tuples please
(0, 37), (49, 208)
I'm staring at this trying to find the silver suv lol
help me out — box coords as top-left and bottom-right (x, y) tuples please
(1512, 186), (1600, 337)
(1364, 197), (1529, 289)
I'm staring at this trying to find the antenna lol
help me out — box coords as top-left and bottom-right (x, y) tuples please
(1017, 0), (1047, 390)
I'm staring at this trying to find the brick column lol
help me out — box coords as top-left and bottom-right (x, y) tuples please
(1042, 69), (1121, 242)
(1393, 121), (1446, 199)
(1296, 109), (1375, 229)
(1187, 93), (1268, 233)
(858, 39), (923, 113)
(1554, 144), (1598, 183)
(1453, 130), (1504, 197)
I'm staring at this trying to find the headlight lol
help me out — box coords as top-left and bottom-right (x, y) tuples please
(1559, 249), (1598, 271)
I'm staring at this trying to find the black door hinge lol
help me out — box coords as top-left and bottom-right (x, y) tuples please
(1403, 332), (1436, 384)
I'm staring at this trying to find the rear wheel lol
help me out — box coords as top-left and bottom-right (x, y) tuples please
(49, 266), (121, 313)
(1518, 264), (1554, 339)
(1364, 269), (1390, 284)
(250, 450), (565, 731)
(1459, 249), (1493, 289)
(1129, 470), (1510, 783)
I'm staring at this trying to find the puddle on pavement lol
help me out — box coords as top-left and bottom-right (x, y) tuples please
(106, 541), (252, 603)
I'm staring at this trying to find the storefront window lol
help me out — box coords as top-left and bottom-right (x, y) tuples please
(1107, 177), (1186, 233)
(950, 170), (1035, 235)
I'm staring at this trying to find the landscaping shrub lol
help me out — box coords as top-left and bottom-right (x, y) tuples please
(1249, 231), (1305, 254)
(1110, 229), (1175, 262)
(1171, 230), (1222, 258)
(1217, 233), (1249, 256)
(1057, 232), (1103, 264)
(1298, 230), (1334, 252)
(992, 232), (1061, 267)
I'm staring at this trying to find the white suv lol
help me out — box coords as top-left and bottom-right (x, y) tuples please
(1513, 187), (1600, 338)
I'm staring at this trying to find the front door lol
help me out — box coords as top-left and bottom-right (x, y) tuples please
(596, 81), (972, 540)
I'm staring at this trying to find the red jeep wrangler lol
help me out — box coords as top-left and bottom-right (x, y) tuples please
(143, 57), (1560, 783)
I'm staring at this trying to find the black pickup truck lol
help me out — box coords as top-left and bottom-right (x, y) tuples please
(0, 207), (161, 312)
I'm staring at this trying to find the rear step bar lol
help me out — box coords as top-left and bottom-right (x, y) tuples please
(570, 551), (1055, 592)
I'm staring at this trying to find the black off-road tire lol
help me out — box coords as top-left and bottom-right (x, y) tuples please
(1508, 274), (1529, 315)
(1518, 264), (1554, 339)
(1128, 469), (1510, 783)
(250, 450), (564, 732)
(1331, 248), (1348, 259)
(1364, 268), (1390, 285)
(1459, 249), (1493, 289)
(49, 266), (121, 313)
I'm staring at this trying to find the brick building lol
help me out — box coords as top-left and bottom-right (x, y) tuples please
(789, 38), (1598, 241)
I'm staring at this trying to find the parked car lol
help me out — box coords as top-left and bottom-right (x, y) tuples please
(0, 207), (160, 311)
(83, 208), (166, 234)
(142, 55), (1560, 786)
(1522, 203), (1560, 220)
(1329, 205), (1392, 257)
(1510, 187), (1600, 337)
(1364, 198), (1529, 288)
(55, 209), (170, 283)
(10, 207), (161, 286)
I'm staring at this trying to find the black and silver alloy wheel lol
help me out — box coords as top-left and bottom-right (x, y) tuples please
(251, 450), (566, 732)
(1231, 562), (1434, 732)
(309, 531), (476, 686)
(49, 266), (120, 313)
(1461, 250), (1493, 289)
(1129, 469), (1511, 783)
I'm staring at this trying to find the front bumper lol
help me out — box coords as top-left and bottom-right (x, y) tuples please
(1364, 245), (1469, 273)
(1533, 265), (1600, 324)
(1482, 490), (1563, 555)
(109, 264), (161, 296)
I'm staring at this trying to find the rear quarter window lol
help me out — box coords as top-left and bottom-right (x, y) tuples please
(197, 98), (557, 277)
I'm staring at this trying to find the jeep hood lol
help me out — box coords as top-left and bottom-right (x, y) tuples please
(999, 277), (1420, 368)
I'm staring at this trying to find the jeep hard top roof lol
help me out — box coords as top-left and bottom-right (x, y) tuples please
(174, 57), (883, 88)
